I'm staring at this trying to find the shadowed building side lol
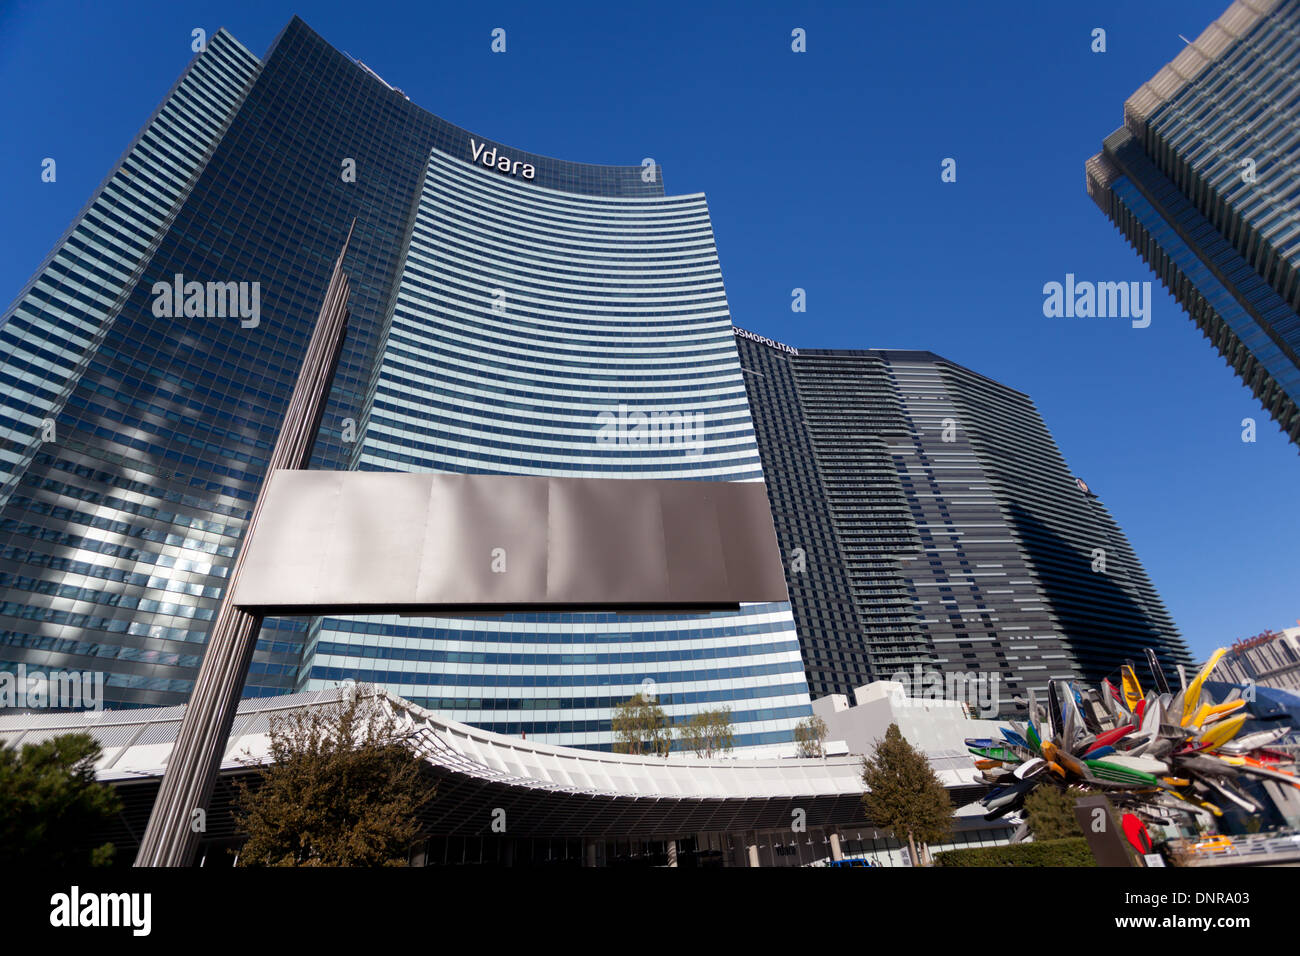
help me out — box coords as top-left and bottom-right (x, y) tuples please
(736, 335), (1193, 715)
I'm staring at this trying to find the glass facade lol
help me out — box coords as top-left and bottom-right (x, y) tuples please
(735, 335), (1192, 712)
(300, 144), (811, 750)
(0, 20), (458, 707)
(0, 17), (812, 748)
(1087, 0), (1300, 446)
(735, 338), (886, 699)
(0, 29), (272, 706)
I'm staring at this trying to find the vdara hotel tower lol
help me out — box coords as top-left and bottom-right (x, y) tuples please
(1087, 0), (1300, 447)
(733, 332), (1193, 713)
(0, 18), (813, 749)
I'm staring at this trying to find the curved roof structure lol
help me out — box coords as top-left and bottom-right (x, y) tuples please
(0, 689), (890, 838)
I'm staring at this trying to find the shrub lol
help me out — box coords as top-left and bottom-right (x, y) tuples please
(933, 837), (1095, 867)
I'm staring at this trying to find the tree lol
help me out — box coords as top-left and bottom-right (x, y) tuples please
(1023, 785), (1086, 841)
(231, 689), (433, 866)
(0, 732), (121, 866)
(860, 723), (952, 866)
(677, 707), (735, 758)
(611, 693), (672, 757)
(793, 715), (829, 758)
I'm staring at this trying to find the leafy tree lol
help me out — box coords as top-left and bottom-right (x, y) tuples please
(1023, 785), (1086, 841)
(232, 689), (433, 866)
(793, 715), (829, 758)
(677, 707), (735, 758)
(860, 723), (952, 866)
(0, 732), (121, 866)
(611, 693), (672, 757)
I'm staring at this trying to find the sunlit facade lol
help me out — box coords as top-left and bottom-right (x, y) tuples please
(0, 17), (812, 750)
(301, 126), (811, 751)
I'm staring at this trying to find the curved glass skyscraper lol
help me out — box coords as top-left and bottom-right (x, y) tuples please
(302, 135), (811, 751)
(0, 17), (812, 750)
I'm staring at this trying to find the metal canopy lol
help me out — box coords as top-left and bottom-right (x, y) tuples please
(1, 689), (877, 840)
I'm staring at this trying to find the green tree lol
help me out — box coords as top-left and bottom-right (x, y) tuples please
(232, 689), (433, 866)
(677, 707), (735, 758)
(1023, 785), (1086, 841)
(0, 732), (121, 866)
(611, 693), (672, 757)
(793, 715), (828, 758)
(860, 723), (952, 866)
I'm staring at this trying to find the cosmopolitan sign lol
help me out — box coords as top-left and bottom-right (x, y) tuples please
(733, 326), (798, 355)
(470, 138), (535, 180)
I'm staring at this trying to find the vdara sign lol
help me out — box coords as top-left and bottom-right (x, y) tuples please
(470, 138), (535, 180)
(733, 326), (798, 355)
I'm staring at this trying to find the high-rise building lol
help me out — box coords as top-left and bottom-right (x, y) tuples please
(1217, 625), (1300, 693)
(734, 330), (1193, 711)
(1086, 0), (1300, 447)
(0, 18), (813, 749)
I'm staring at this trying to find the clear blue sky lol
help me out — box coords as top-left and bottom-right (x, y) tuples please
(1, 1), (1295, 662)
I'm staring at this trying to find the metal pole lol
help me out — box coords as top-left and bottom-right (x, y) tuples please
(134, 223), (355, 866)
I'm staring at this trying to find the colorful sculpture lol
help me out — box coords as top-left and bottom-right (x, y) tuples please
(968, 648), (1300, 826)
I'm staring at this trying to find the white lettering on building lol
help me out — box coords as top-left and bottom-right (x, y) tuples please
(733, 326), (798, 355)
(470, 138), (536, 180)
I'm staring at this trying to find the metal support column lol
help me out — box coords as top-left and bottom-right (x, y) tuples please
(134, 225), (354, 866)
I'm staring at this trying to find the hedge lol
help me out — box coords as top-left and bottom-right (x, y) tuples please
(933, 837), (1095, 867)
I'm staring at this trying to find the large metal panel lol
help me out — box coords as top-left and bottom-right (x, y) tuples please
(230, 471), (789, 613)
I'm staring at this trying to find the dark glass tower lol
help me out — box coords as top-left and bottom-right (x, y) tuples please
(734, 330), (1193, 711)
(1086, 0), (1300, 447)
(0, 21), (446, 706)
(0, 18), (812, 749)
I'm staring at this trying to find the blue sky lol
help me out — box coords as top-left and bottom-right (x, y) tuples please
(1, 0), (1295, 661)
